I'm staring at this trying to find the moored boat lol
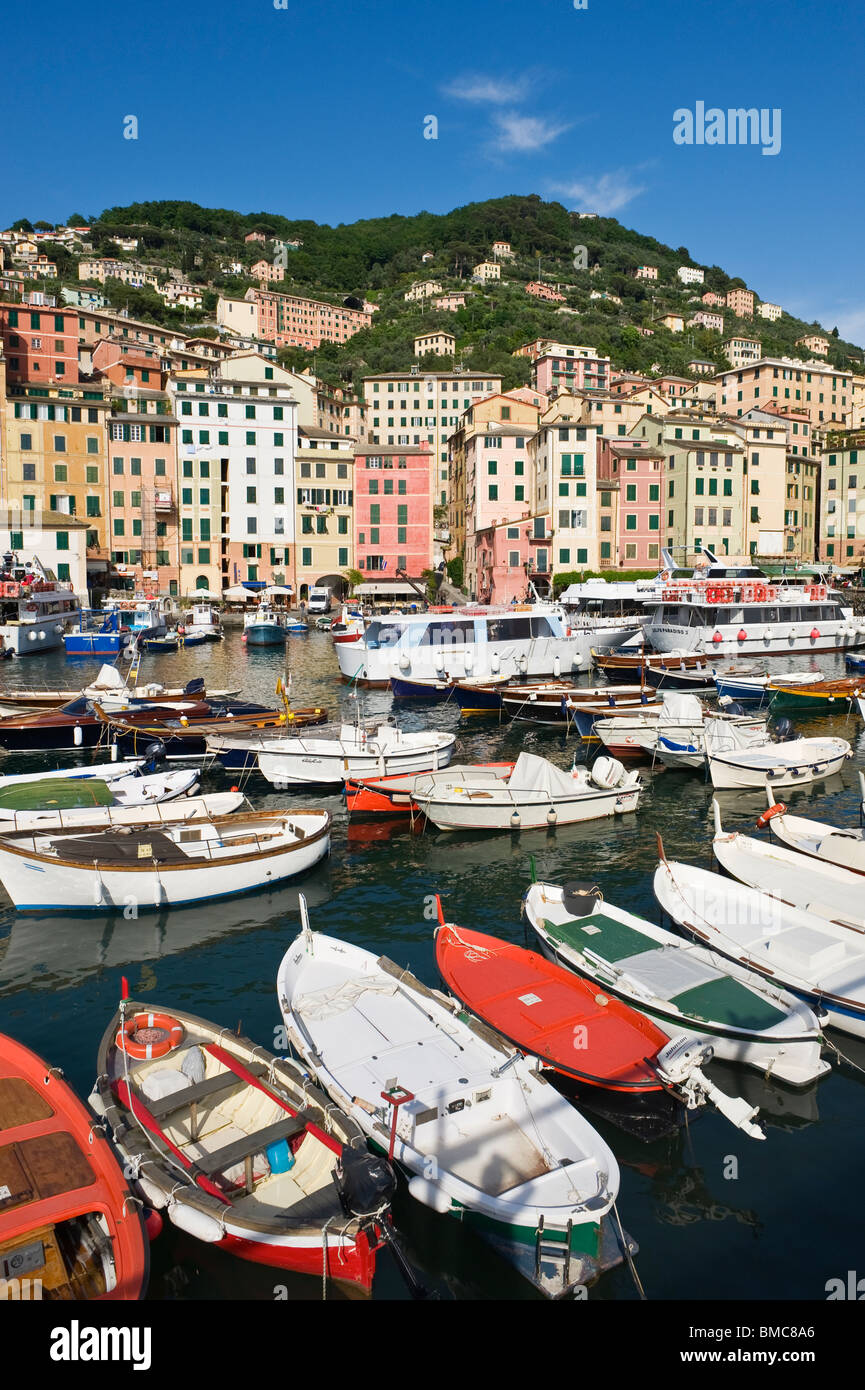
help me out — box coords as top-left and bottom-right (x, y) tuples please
(411, 752), (643, 832)
(763, 782), (865, 876)
(0, 788), (244, 834)
(345, 763), (514, 816)
(712, 800), (865, 931)
(90, 998), (394, 1291)
(524, 879), (829, 1087)
(211, 722), (456, 786)
(243, 607), (287, 646)
(705, 719), (851, 790)
(0, 808), (331, 913)
(653, 856), (865, 1038)
(768, 676), (864, 713)
(1, 1031), (148, 1299)
(277, 909), (635, 1298)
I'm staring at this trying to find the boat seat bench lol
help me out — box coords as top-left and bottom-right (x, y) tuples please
(140, 1065), (267, 1121)
(192, 1113), (314, 1177)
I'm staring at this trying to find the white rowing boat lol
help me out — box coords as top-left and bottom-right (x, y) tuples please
(653, 856), (865, 1038)
(523, 879), (829, 1087)
(764, 779), (865, 877)
(712, 801), (865, 932)
(210, 722), (456, 788)
(277, 904), (633, 1298)
(705, 719), (851, 790)
(410, 752), (643, 831)
(0, 790), (245, 834)
(0, 809), (331, 913)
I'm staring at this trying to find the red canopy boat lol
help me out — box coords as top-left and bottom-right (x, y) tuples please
(435, 924), (670, 1094)
(0, 1032), (148, 1299)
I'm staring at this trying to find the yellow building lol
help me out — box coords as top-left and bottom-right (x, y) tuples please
(294, 428), (355, 599)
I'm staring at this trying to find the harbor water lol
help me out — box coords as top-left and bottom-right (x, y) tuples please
(1, 631), (863, 1301)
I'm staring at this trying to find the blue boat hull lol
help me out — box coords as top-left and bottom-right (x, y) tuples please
(713, 676), (769, 705)
(245, 625), (286, 646)
(845, 654), (865, 673)
(390, 676), (453, 700)
(63, 633), (123, 656)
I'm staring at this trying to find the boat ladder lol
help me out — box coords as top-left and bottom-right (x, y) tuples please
(534, 1215), (574, 1288)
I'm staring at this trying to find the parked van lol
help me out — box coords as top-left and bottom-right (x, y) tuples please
(307, 586), (332, 614)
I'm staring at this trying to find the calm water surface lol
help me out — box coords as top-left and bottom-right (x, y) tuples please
(1, 628), (863, 1301)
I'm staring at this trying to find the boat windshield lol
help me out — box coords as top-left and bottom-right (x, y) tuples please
(60, 698), (91, 716)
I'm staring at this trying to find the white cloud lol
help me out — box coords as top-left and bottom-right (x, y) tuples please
(552, 170), (647, 215)
(490, 112), (571, 154)
(443, 74), (531, 105)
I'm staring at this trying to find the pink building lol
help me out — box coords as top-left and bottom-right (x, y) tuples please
(726, 288), (755, 318)
(597, 437), (664, 568)
(353, 443), (433, 578)
(251, 259), (285, 283)
(688, 310), (724, 332)
(244, 231), (267, 244)
(701, 291), (725, 308)
(533, 347), (610, 396)
(476, 518), (540, 604)
(525, 282), (565, 303)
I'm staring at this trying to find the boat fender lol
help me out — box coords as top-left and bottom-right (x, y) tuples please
(755, 802), (786, 829)
(407, 1175), (453, 1215)
(73, 724), (83, 746)
(553, 656), (561, 679)
(547, 808), (557, 825)
(510, 810), (521, 829)
(137, 1175), (167, 1211)
(167, 1199), (223, 1244)
(399, 653), (410, 672)
(490, 652), (500, 675)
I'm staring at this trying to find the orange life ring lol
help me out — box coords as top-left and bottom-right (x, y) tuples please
(755, 802), (787, 829)
(116, 1012), (184, 1061)
(706, 585), (720, 604)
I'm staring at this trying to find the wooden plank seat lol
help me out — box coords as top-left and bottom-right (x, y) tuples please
(139, 1066), (266, 1121)
(191, 1114), (311, 1179)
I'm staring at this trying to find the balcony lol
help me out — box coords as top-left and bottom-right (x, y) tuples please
(154, 490), (175, 512)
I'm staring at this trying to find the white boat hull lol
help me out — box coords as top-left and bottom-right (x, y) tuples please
(0, 791), (244, 834)
(708, 741), (850, 790)
(414, 780), (642, 831)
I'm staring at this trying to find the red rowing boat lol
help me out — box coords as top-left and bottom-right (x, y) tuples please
(345, 762), (515, 816)
(0, 1032), (149, 1299)
(435, 925), (670, 1094)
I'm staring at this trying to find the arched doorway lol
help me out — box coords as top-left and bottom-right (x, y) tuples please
(316, 574), (349, 599)
(195, 576), (210, 590)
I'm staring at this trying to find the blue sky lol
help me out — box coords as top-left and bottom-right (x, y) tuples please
(6, 0), (864, 339)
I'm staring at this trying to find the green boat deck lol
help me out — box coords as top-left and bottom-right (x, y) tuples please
(0, 777), (116, 811)
(543, 911), (787, 1031)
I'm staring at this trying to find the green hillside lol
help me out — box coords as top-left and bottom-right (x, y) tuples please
(17, 194), (862, 392)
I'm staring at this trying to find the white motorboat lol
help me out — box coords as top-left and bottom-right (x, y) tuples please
(762, 783), (865, 878)
(0, 759), (147, 790)
(0, 790), (245, 834)
(714, 670), (825, 706)
(712, 801), (865, 932)
(524, 880), (829, 1087)
(705, 719), (851, 790)
(0, 808), (331, 913)
(0, 557), (79, 655)
(334, 602), (594, 687)
(180, 602), (223, 641)
(210, 722), (456, 788)
(653, 856), (865, 1038)
(277, 906), (632, 1298)
(410, 752), (643, 831)
(556, 578), (647, 650)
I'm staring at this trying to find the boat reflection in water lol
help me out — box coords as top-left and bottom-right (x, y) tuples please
(0, 876), (332, 995)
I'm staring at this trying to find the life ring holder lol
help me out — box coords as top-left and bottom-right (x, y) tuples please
(116, 1012), (185, 1061)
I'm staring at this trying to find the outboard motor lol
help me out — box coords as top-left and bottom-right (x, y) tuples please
(184, 677), (205, 696)
(769, 715), (795, 742)
(142, 740), (167, 773)
(723, 701), (746, 718)
(334, 1145), (396, 1220)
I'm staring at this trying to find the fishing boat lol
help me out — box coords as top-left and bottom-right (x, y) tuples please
(211, 722), (456, 786)
(180, 602), (223, 641)
(0, 759), (149, 792)
(243, 607), (287, 646)
(335, 602), (593, 688)
(0, 558), (79, 656)
(314, 616), (334, 632)
(450, 675), (517, 713)
(284, 618), (309, 636)
(705, 719), (851, 790)
(103, 595), (172, 642)
(499, 683), (660, 730)
(435, 922), (764, 1136)
(411, 752), (643, 832)
(592, 647), (705, 682)
(713, 670), (823, 706)
(277, 907), (635, 1298)
(0, 696), (219, 752)
(768, 677), (863, 713)
(92, 703), (325, 761)
(0, 808), (331, 913)
(89, 998), (394, 1292)
(63, 608), (127, 657)
(345, 763), (515, 816)
(141, 633), (180, 654)
(643, 658), (719, 694)
(712, 801), (865, 931)
(762, 781), (865, 876)
(653, 856), (865, 1038)
(0, 1031), (148, 1299)
(524, 880), (829, 1087)
(845, 653), (865, 674)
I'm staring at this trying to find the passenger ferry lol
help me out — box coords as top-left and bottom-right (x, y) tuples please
(642, 574), (865, 658)
(333, 603), (594, 686)
(558, 578), (652, 650)
(0, 557), (79, 655)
